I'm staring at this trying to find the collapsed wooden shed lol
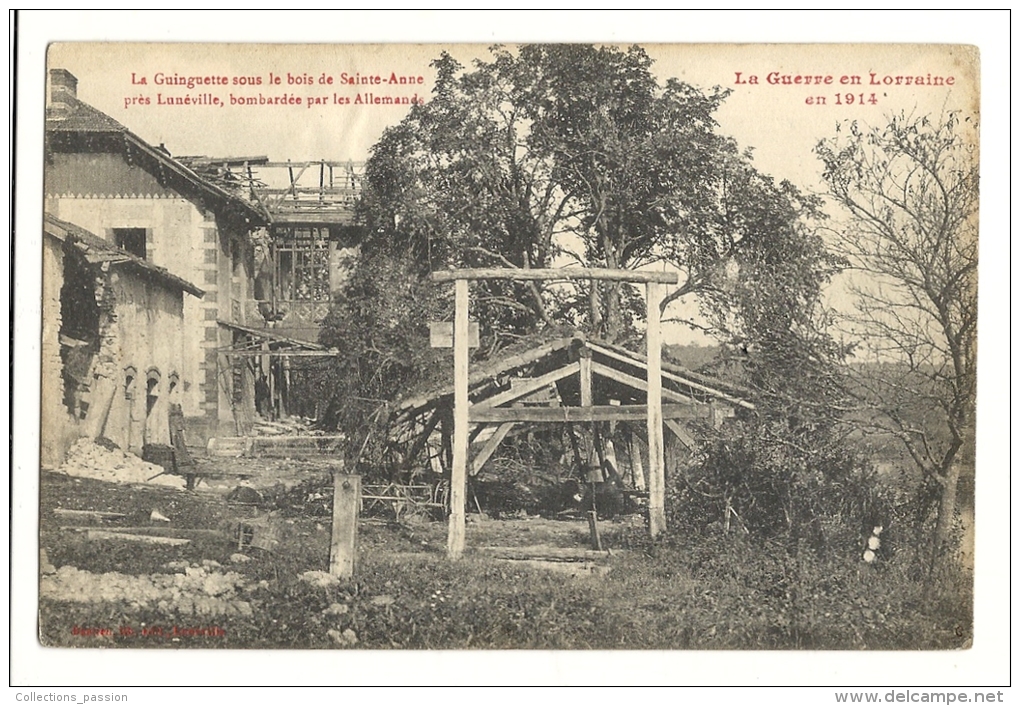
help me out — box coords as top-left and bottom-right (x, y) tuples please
(389, 330), (754, 542)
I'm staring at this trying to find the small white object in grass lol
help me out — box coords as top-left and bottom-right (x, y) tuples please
(868, 536), (881, 550)
(873, 526), (883, 536)
(150, 509), (171, 522)
(863, 549), (876, 563)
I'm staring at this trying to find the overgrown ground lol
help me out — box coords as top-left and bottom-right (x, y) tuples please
(38, 471), (971, 650)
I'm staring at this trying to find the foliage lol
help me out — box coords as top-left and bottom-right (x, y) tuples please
(315, 246), (449, 475)
(359, 44), (832, 345)
(816, 111), (978, 575)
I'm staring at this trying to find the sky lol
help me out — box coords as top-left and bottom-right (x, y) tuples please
(45, 42), (977, 201)
(12, 10), (1011, 689)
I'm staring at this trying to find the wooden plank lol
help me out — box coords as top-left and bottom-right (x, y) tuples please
(474, 546), (618, 560)
(470, 422), (515, 476)
(429, 321), (480, 348)
(472, 362), (579, 410)
(588, 341), (754, 409)
(469, 404), (705, 423)
(396, 337), (576, 413)
(589, 361), (694, 403)
(61, 526), (224, 537)
(84, 530), (190, 546)
(329, 474), (360, 579)
(448, 278), (469, 560)
(432, 268), (678, 284)
(664, 419), (697, 450)
(53, 509), (127, 520)
(646, 282), (666, 538)
(580, 354), (593, 407)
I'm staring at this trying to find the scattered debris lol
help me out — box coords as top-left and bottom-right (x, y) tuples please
(40, 565), (251, 616)
(327, 628), (358, 646)
(53, 508), (128, 521)
(229, 553), (252, 564)
(58, 438), (186, 489)
(201, 559), (222, 569)
(150, 509), (171, 522)
(369, 594), (395, 607)
(83, 530), (190, 546)
(323, 602), (349, 615)
(299, 570), (339, 588)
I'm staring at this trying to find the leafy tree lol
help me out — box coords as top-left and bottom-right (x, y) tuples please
(816, 112), (978, 580)
(316, 245), (449, 474)
(359, 44), (829, 348)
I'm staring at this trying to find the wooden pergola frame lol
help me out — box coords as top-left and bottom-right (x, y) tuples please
(431, 268), (678, 559)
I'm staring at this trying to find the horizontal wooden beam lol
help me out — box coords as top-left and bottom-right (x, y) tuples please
(469, 404), (707, 423)
(431, 268), (678, 284)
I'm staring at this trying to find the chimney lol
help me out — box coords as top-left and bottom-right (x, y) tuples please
(47, 69), (78, 120)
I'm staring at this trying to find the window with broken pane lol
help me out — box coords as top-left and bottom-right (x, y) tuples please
(273, 227), (331, 302)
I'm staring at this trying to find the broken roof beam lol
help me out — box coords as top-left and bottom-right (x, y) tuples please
(472, 362), (580, 410)
(590, 360), (695, 404)
(432, 268), (678, 284)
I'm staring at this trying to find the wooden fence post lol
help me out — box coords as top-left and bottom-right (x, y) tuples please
(330, 473), (361, 578)
(448, 278), (469, 560)
(646, 282), (666, 537)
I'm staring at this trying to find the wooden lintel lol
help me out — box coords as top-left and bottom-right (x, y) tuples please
(469, 404), (705, 423)
(431, 268), (678, 284)
(473, 362), (579, 410)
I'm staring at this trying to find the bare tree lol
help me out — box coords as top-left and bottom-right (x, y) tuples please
(816, 112), (978, 579)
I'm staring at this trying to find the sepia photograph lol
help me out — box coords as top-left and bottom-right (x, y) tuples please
(12, 10), (1010, 690)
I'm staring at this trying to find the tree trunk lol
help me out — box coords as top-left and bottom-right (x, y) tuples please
(928, 461), (962, 584)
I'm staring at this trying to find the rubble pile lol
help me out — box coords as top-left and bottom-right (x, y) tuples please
(59, 438), (186, 489)
(39, 564), (254, 617)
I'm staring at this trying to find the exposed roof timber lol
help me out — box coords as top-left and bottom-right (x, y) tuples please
(395, 337), (578, 415)
(587, 341), (755, 410)
(590, 360), (695, 404)
(215, 319), (329, 351)
(470, 404), (709, 424)
(472, 362), (580, 410)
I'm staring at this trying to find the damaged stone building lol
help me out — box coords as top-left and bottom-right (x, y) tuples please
(43, 69), (269, 460)
(41, 214), (204, 466)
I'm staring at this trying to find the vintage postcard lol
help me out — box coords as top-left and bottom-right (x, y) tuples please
(24, 31), (997, 682)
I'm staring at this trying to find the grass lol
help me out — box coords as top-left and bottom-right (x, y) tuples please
(38, 471), (971, 650)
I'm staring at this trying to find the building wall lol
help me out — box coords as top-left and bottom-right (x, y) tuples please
(46, 154), (259, 445)
(102, 269), (186, 452)
(40, 235), (78, 467)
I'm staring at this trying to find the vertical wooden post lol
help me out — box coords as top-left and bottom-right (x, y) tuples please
(448, 278), (469, 560)
(329, 473), (360, 578)
(646, 282), (666, 537)
(579, 349), (593, 407)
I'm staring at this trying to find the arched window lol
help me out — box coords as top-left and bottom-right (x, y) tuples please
(145, 368), (161, 416)
(124, 365), (137, 400)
